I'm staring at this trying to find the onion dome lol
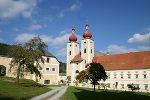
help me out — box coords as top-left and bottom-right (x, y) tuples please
(69, 27), (77, 42)
(83, 24), (92, 38)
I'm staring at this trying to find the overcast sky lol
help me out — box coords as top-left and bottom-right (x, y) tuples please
(0, 0), (150, 62)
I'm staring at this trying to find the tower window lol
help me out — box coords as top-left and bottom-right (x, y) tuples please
(47, 58), (49, 63)
(76, 70), (79, 73)
(69, 51), (71, 55)
(84, 41), (86, 43)
(84, 49), (86, 53)
(91, 49), (92, 53)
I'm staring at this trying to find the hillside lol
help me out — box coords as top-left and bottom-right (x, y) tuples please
(59, 62), (66, 73)
(0, 43), (13, 56)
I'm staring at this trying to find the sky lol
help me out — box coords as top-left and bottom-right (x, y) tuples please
(0, 0), (150, 62)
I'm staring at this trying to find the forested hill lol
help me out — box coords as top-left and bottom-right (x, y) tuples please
(0, 43), (14, 56)
(59, 62), (66, 73)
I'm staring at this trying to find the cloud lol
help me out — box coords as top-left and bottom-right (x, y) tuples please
(128, 33), (150, 45)
(13, 28), (19, 32)
(69, 4), (80, 11)
(137, 46), (150, 51)
(0, 38), (3, 42)
(56, 48), (66, 58)
(29, 24), (42, 30)
(15, 33), (36, 43)
(144, 28), (150, 31)
(107, 45), (137, 54)
(58, 11), (64, 18)
(15, 32), (81, 47)
(0, 0), (38, 19)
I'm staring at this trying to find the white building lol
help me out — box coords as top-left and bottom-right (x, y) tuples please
(66, 23), (150, 92)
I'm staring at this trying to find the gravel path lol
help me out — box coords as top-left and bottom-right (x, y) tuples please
(30, 86), (68, 100)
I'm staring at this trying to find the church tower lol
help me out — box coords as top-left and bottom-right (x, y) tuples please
(66, 27), (79, 79)
(81, 23), (94, 68)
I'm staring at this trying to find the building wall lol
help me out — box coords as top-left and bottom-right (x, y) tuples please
(81, 38), (94, 65)
(0, 56), (59, 85)
(66, 42), (79, 84)
(101, 69), (150, 92)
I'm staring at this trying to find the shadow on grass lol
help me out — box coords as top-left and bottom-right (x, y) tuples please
(73, 88), (150, 100)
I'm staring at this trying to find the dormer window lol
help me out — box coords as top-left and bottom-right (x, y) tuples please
(47, 58), (49, 63)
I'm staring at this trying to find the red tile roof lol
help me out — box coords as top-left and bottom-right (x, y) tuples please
(96, 51), (150, 70)
(71, 53), (83, 62)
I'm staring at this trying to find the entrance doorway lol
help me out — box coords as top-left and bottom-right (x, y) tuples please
(0, 65), (6, 76)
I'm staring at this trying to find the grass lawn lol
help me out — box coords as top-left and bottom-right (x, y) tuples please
(60, 86), (150, 100)
(0, 77), (51, 100)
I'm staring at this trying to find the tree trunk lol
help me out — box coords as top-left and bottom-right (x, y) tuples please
(94, 79), (96, 92)
(16, 65), (21, 85)
(94, 83), (95, 92)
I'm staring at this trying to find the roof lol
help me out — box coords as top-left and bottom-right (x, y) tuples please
(43, 50), (55, 57)
(94, 50), (105, 57)
(71, 53), (83, 62)
(96, 51), (150, 70)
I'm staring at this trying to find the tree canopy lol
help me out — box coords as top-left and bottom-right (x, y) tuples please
(9, 37), (47, 85)
(76, 62), (108, 92)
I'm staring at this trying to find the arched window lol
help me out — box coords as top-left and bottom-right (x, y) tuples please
(69, 51), (71, 55)
(76, 70), (79, 73)
(84, 49), (86, 53)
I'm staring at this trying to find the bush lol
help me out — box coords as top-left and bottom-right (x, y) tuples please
(127, 84), (140, 91)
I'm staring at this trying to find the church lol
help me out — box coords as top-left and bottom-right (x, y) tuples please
(66, 24), (150, 92)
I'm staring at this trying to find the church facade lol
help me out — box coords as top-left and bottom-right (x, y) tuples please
(66, 24), (150, 92)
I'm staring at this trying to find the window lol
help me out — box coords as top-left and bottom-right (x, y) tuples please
(144, 84), (148, 90)
(46, 68), (49, 71)
(84, 49), (86, 53)
(91, 49), (92, 53)
(144, 74), (147, 78)
(128, 74), (131, 79)
(70, 45), (72, 47)
(69, 51), (71, 55)
(84, 41), (86, 43)
(85, 60), (86, 64)
(47, 57), (49, 63)
(44, 80), (50, 84)
(121, 84), (124, 89)
(114, 74), (117, 78)
(39, 67), (42, 70)
(76, 70), (79, 73)
(135, 74), (138, 78)
(52, 68), (55, 71)
(121, 74), (123, 79)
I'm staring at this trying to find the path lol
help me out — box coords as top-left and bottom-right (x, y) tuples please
(30, 86), (68, 100)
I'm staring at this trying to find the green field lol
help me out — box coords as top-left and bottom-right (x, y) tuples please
(60, 86), (150, 100)
(0, 77), (50, 100)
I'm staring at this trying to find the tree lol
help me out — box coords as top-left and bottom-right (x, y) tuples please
(99, 83), (110, 90)
(76, 70), (88, 85)
(127, 84), (140, 91)
(86, 63), (108, 92)
(9, 37), (47, 85)
(67, 76), (71, 86)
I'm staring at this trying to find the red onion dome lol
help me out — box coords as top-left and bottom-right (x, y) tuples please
(83, 24), (92, 38)
(69, 28), (77, 41)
